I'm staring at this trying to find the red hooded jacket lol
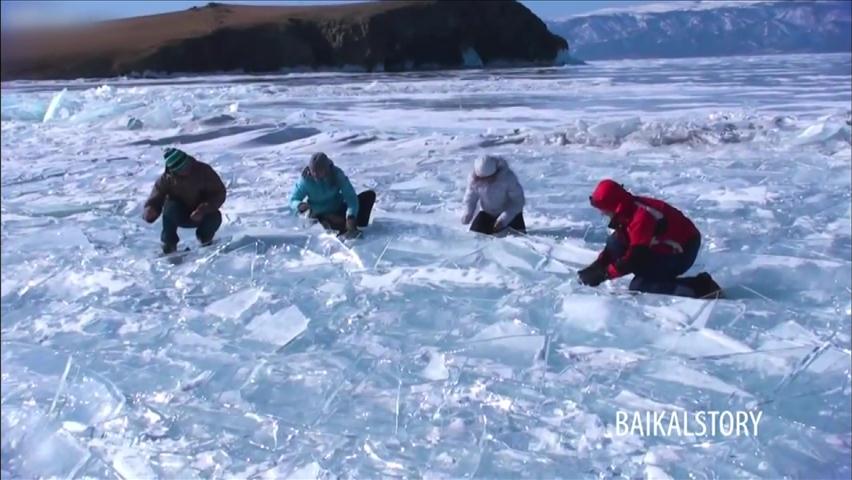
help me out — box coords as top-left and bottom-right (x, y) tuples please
(590, 179), (700, 279)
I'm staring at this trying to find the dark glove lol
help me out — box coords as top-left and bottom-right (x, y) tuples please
(142, 206), (160, 223)
(189, 208), (204, 223)
(578, 263), (607, 287)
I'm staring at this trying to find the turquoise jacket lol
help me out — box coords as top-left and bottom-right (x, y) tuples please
(289, 165), (359, 218)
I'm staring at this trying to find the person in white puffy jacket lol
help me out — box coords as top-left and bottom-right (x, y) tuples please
(461, 155), (527, 235)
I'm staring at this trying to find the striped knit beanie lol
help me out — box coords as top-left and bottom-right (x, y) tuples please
(164, 147), (191, 173)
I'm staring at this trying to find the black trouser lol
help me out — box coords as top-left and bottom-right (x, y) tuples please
(161, 199), (222, 246)
(469, 211), (526, 235)
(317, 190), (376, 233)
(605, 233), (702, 297)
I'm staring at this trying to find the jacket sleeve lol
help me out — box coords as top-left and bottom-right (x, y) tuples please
(462, 175), (479, 221)
(289, 177), (307, 213)
(144, 174), (168, 212)
(496, 171), (525, 227)
(337, 169), (360, 219)
(606, 211), (656, 278)
(203, 165), (227, 212)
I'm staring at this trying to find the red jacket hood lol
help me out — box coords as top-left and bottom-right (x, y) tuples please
(590, 179), (634, 216)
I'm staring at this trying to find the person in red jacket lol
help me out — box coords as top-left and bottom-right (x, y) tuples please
(578, 179), (722, 298)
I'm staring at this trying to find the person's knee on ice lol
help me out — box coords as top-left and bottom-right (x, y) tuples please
(629, 276), (654, 293)
(469, 211), (498, 235)
(461, 155), (526, 235)
(629, 276), (695, 297)
(318, 212), (347, 234)
(143, 147), (227, 253)
(578, 179), (703, 292)
(506, 212), (526, 233)
(356, 190), (376, 227)
(289, 152), (372, 237)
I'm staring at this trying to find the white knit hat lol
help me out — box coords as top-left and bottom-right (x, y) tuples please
(474, 155), (499, 177)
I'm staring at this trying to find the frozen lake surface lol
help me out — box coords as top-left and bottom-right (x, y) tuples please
(2, 53), (851, 479)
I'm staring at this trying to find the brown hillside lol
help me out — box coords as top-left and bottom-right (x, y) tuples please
(1, 1), (569, 80)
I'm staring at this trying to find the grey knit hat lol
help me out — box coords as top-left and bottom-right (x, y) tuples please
(309, 152), (332, 173)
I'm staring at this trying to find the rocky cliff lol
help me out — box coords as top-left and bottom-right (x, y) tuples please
(1, 1), (570, 80)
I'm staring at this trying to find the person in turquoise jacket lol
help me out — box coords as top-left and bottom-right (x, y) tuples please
(290, 152), (375, 237)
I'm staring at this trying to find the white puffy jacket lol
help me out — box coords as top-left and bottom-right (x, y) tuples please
(462, 157), (525, 227)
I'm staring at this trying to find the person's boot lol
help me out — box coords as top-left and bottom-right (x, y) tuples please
(197, 231), (214, 247)
(690, 272), (724, 299)
(195, 210), (222, 247)
(162, 242), (177, 255)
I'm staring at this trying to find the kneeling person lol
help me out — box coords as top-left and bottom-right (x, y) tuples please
(290, 152), (375, 238)
(142, 148), (227, 254)
(578, 179), (722, 298)
(461, 155), (526, 235)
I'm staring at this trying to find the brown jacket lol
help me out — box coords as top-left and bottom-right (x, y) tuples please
(145, 159), (226, 213)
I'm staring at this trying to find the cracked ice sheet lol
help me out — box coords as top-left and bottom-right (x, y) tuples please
(245, 305), (310, 348)
(2, 54), (850, 479)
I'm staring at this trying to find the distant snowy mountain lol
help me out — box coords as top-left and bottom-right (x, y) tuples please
(548, 0), (851, 60)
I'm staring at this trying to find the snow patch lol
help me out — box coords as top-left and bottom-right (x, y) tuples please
(420, 348), (450, 381)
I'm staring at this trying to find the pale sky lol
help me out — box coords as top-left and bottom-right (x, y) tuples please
(0, 1), (652, 29)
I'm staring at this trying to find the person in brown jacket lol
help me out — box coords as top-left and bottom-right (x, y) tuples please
(142, 148), (226, 254)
